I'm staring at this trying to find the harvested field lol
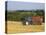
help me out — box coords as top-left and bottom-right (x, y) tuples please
(7, 21), (45, 34)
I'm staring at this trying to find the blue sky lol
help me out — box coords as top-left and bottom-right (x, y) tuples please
(7, 1), (44, 10)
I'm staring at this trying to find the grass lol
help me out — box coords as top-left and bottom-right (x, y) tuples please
(7, 21), (45, 34)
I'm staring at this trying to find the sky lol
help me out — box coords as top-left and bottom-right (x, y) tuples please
(7, 1), (44, 10)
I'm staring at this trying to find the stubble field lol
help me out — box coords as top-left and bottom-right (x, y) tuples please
(7, 21), (45, 34)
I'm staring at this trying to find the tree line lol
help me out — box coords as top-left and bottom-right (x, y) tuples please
(6, 9), (44, 22)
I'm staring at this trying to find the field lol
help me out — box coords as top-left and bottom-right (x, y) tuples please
(7, 21), (45, 34)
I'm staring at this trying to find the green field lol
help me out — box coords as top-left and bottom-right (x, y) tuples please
(7, 21), (45, 34)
